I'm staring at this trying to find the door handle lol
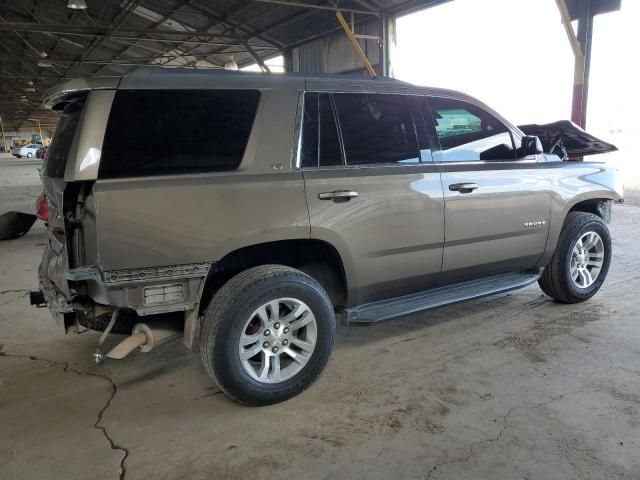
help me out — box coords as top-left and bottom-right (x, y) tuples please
(449, 183), (478, 193)
(318, 190), (359, 201)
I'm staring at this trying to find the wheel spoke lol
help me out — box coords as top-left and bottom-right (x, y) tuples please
(289, 311), (314, 331)
(284, 347), (310, 367)
(240, 342), (263, 361)
(281, 302), (308, 324)
(258, 353), (271, 381)
(271, 354), (281, 382)
(583, 268), (594, 285)
(570, 265), (579, 279)
(291, 337), (315, 353)
(268, 300), (280, 322)
(577, 268), (588, 287)
(240, 332), (261, 347)
(255, 306), (269, 325)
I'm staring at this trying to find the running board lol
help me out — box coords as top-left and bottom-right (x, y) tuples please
(345, 270), (542, 325)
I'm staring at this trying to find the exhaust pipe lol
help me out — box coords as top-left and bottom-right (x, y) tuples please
(105, 322), (181, 360)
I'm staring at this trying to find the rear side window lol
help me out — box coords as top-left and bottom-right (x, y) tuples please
(99, 90), (260, 178)
(301, 92), (343, 168)
(333, 93), (419, 166)
(427, 97), (516, 161)
(45, 97), (86, 178)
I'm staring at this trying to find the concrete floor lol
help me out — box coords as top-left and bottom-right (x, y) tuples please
(1, 156), (639, 480)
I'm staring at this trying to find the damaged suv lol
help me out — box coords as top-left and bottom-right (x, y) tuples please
(31, 68), (622, 405)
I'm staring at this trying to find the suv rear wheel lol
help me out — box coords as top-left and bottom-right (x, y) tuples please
(539, 211), (612, 303)
(200, 265), (336, 405)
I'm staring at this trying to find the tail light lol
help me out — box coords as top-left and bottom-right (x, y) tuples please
(36, 193), (48, 222)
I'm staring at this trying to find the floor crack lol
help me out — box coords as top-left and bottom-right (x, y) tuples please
(0, 349), (129, 480)
(425, 408), (514, 479)
(0, 291), (29, 307)
(0, 289), (29, 294)
(424, 392), (582, 479)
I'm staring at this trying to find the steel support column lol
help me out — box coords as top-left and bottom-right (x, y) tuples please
(575, 3), (594, 128)
(380, 13), (391, 77)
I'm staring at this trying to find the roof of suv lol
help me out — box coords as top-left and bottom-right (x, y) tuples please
(43, 66), (469, 110)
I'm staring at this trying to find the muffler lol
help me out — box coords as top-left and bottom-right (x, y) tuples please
(105, 322), (181, 360)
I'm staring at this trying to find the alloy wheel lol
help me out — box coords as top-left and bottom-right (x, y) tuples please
(238, 297), (317, 383)
(570, 231), (605, 288)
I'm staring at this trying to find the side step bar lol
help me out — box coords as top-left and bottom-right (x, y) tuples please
(345, 270), (542, 325)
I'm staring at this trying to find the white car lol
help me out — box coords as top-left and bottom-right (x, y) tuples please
(15, 144), (42, 158)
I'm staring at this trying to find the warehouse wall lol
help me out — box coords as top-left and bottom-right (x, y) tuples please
(290, 19), (382, 75)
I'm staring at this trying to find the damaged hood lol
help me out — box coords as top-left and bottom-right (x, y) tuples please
(518, 120), (617, 159)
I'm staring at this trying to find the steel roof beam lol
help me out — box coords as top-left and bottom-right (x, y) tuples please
(251, 0), (380, 15)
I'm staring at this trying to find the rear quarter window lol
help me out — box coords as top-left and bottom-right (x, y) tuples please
(99, 89), (260, 178)
(45, 97), (86, 178)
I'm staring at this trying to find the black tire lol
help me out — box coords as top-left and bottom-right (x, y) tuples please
(200, 265), (336, 406)
(79, 310), (139, 335)
(539, 211), (612, 303)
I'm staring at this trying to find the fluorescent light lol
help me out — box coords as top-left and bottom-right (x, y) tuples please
(67, 0), (88, 9)
(37, 59), (52, 68)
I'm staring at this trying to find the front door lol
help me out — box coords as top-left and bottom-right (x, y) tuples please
(302, 92), (444, 306)
(425, 96), (551, 284)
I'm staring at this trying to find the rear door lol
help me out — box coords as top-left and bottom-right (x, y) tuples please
(40, 96), (88, 297)
(302, 92), (444, 306)
(424, 96), (551, 284)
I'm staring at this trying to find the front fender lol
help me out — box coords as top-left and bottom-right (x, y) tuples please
(537, 161), (622, 267)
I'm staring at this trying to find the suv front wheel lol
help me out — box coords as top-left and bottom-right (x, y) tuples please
(539, 211), (612, 303)
(200, 265), (336, 405)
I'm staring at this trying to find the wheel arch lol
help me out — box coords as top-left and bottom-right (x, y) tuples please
(539, 194), (616, 268)
(198, 238), (350, 317)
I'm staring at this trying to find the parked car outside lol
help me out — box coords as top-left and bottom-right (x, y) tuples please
(36, 146), (47, 159)
(15, 143), (42, 158)
(31, 68), (622, 406)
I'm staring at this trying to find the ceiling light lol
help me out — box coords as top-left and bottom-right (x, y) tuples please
(27, 80), (34, 86)
(67, 0), (88, 9)
(25, 88), (36, 93)
(37, 59), (52, 68)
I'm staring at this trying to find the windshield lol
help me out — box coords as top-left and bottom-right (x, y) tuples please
(44, 96), (87, 178)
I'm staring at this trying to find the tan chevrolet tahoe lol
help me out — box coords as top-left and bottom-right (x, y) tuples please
(31, 67), (622, 405)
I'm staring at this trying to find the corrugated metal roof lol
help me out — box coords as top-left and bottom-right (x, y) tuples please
(0, 0), (450, 130)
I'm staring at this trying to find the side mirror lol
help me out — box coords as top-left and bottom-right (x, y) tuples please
(519, 135), (543, 158)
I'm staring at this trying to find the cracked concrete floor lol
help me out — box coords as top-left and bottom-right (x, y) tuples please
(1, 198), (640, 477)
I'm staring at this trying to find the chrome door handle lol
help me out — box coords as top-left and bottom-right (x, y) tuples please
(449, 183), (478, 193)
(318, 190), (359, 201)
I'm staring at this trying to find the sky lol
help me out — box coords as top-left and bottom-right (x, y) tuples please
(393, 0), (638, 174)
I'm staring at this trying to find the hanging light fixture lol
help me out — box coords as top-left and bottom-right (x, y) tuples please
(67, 0), (88, 9)
(37, 59), (52, 68)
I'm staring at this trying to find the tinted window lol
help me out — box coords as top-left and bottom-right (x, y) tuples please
(427, 97), (516, 161)
(99, 90), (260, 178)
(333, 93), (419, 166)
(301, 92), (343, 168)
(45, 97), (86, 178)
